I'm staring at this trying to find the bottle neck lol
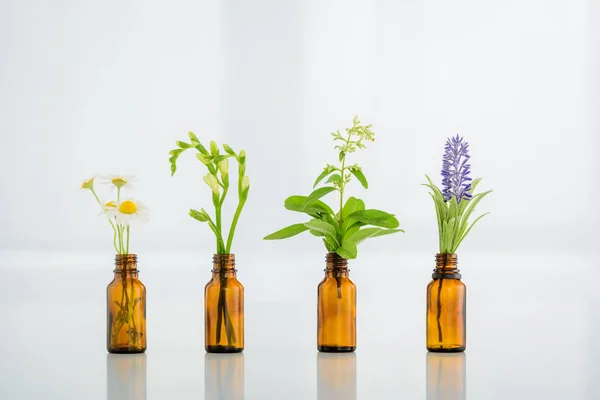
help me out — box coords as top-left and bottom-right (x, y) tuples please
(212, 254), (237, 278)
(325, 253), (349, 277)
(432, 253), (461, 279)
(113, 254), (139, 278)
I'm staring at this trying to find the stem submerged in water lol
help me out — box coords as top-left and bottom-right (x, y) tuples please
(436, 277), (444, 345)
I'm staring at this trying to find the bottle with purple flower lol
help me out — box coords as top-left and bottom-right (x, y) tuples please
(422, 135), (492, 352)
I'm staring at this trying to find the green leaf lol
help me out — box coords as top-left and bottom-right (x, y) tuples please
(301, 187), (337, 209)
(454, 212), (490, 250)
(339, 151), (345, 162)
(340, 197), (366, 233)
(323, 239), (335, 252)
(284, 195), (334, 215)
(346, 209), (399, 229)
(342, 225), (361, 240)
(336, 238), (357, 259)
(313, 168), (334, 188)
(349, 227), (403, 245)
(350, 168), (368, 189)
(470, 178), (483, 194)
(304, 220), (338, 246)
(263, 223), (309, 240)
(448, 196), (458, 220)
(326, 174), (342, 184)
(189, 209), (208, 222)
(310, 229), (325, 237)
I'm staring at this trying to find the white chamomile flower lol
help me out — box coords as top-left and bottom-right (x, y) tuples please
(100, 174), (136, 190)
(113, 199), (149, 225)
(101, 200), (118, 219)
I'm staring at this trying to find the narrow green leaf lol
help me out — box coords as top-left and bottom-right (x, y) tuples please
(301, 186), (337, 209)
(176, 140), (193, 149)
(323, 239), (335, 252)
(470, 178), (483, 194)
(349, 227), (403, 245)
(284, 195), (334, 215)
(339, 151), (345, 162)
(454, 212), (490, 251)
(346, 209), (399, 229)
(350, 168), (368, 189)
(448, 196), (458, 220)
(263, 223), (309, 240)
(313, 168), (334, 188)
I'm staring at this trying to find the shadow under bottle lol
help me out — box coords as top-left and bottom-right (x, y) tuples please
(106, 254), (147, 354)
(426, 253), (466, 352)
(205, 254), (244, 353)
(318, 253), (356, 352)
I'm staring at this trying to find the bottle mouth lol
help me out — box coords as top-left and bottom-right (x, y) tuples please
(114, 254), (138, 270)
(212, 254), (236, 269)
(435, 253), (457, 268)
(325, 252), (348, 269)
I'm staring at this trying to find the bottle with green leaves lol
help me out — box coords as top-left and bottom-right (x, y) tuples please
(264, 116), (403, 352)
(170, 133), (250, 353)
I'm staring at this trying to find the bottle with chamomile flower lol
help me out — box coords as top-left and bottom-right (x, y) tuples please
(80, 175), (150, 353)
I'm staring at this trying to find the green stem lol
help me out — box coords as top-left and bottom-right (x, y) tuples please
(90, 188), (119, 253)
(215, 183), (229, 254)
(339, 156), (346, 227)
(226, 199), (246, 254)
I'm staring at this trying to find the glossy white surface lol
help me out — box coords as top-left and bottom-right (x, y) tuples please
(0, 251), (596, 399)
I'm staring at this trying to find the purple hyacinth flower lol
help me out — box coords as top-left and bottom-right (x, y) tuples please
(441, 135), (473, 203)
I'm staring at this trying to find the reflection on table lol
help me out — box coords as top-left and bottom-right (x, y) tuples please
(106, 353), (147, 400)
(426, 352), (466, 400)
(205, 353), (245, 400)
(317, 352), (356, 400)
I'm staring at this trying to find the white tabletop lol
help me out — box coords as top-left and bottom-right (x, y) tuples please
(0, 251), (595, 399)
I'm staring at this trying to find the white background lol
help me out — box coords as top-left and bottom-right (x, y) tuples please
(0, 0), (598, 399)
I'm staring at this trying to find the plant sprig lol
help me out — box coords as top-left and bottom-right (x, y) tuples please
(422, 175), (492, 253)
(264, 116), (403, 259)
(169, 132), (250, 254)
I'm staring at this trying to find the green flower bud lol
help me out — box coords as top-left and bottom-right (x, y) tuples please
(218, 158), (229, 176)
(203, 173), (220, 195)
(196, 153), (213, 165)
(210, 140), (219, 156)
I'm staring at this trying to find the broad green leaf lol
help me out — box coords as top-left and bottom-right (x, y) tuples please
(313, 168), (334, 188)
(341, 197), (366, 233)
(326, 174), (342, 184)
(350, 168), (368, 189)
(346, 209), (399, 229)
(343, 225), (361, 240)
(304, 220), (338, 246)
(336, 238), (357, 259)
(310, 229), (325, 237)
(301, 187), (337, 209)
(284, 196), (334, 215)
(263, 223), (309, 240)
(349, 227), (404, 245)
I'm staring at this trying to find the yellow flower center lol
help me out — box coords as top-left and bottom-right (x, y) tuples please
(119, 200), (137, 214)
(105, 201), (116, 208)
(112, 177), (128, 188)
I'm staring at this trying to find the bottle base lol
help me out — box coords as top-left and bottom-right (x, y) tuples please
(318, 346), (356, 353)
(108, 347), (146, 354)
(426, 346), (465, 353)
(206, 345), (244, 353)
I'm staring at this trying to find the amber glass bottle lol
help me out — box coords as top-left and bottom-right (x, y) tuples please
(205, 254), (244, 353)
(317, 253), (356, 352)
(106, 254), (147, 353)
(426, 253), (466, 352)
